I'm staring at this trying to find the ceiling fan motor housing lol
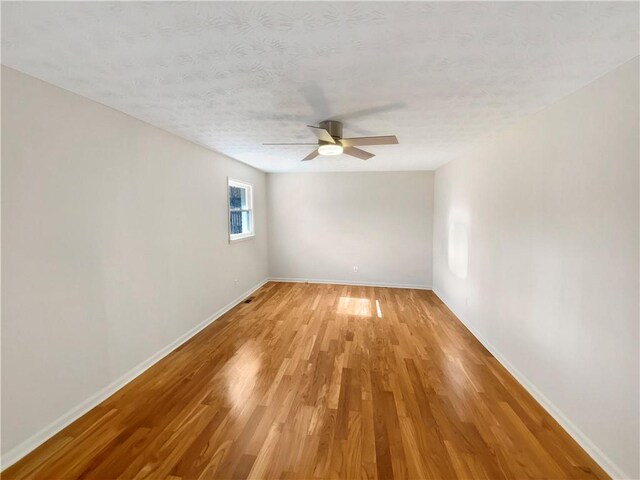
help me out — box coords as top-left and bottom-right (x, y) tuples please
(319, 120), (343, 140)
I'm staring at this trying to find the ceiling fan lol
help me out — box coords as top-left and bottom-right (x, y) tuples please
(264, 120), (399, 161)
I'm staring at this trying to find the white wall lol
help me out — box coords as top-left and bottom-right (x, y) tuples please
(268, 172), (433, 288)
(433, 58), (639, 479)
(1, 66), (269, 462)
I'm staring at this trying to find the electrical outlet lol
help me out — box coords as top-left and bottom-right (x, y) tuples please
(353, 266), (359, 273)
(234, 279), (239, 288)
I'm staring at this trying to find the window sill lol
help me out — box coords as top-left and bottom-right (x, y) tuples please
(229, 234), (256, 243)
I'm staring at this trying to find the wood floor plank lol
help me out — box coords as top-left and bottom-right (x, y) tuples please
(3, 282), (609, 479)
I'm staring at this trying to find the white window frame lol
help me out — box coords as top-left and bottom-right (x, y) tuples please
(227, 178), (255, 242)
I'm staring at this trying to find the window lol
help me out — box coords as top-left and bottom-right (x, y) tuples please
(228, 179), (254, 241)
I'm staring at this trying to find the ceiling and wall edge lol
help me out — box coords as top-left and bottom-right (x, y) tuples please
(3, 1), (637, 173)
(4, 55), (638, 177)
(0, 64), (268, 174)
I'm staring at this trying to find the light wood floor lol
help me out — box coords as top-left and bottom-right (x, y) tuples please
(4, 282), (608, 480)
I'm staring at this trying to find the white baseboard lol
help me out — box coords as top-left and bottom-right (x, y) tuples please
(269, 277), (432, 290)
(432, 288), (629, 480)
(0, 278), (269, 470)
(7, 280), (622, 477)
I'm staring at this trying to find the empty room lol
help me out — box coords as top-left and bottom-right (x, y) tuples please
(1, 2), (639, 479)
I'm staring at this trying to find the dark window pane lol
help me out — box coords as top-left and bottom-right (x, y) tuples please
(229, 186), (243, 209)
(230, 210), (243, 234)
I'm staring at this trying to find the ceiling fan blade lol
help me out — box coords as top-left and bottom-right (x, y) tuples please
(307, 125), (335, 144)
(263, 143), (318, 145)
(343, 147), (375, 160)
(300, 84), (332, 120)
(339, 135), (398, 147)
(302, 149), (320, 161)
(333, 102), (406, 121)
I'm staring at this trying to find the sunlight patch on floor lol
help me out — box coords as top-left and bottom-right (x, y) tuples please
(376, 299), (383, 318)
(337, 297), (372, 317)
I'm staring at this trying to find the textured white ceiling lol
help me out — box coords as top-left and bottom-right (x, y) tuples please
(2, 2), (638, 172)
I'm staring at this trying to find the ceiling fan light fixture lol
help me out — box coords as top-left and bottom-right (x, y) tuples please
(318, 144), (343, 156)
